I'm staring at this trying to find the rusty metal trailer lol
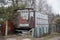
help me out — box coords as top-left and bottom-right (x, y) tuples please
(15, 8), (49, 37)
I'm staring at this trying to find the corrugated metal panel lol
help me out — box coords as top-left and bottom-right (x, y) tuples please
(33, 27), (41, 38)
(44, 26), (47, 34)
(33, 27), (45, 38)
(44, 25), (49, 34)
(34, 27), (37, 38)
(40, 27), (44, 36)
(37, 27), (40, 37)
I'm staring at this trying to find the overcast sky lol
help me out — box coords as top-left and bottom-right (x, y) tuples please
(47, 0), (60, 14)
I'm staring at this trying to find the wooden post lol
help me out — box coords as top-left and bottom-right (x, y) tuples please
(5, 20), (8, 36)
(32, 28), (34, 37)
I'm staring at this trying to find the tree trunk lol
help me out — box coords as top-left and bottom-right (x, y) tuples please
(5, 20), (8, 36)
(16, 0), (18, 7)
(12, 0), (15, 7)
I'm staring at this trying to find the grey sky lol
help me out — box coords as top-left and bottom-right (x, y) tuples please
(47, 0), (60, 14)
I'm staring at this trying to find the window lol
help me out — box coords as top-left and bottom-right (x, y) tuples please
(21, 10), (28, 20)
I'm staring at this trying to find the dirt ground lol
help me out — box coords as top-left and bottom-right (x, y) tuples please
(0, 33), (60, 40)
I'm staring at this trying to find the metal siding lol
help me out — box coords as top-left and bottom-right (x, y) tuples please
(35, 12), (49, 37)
